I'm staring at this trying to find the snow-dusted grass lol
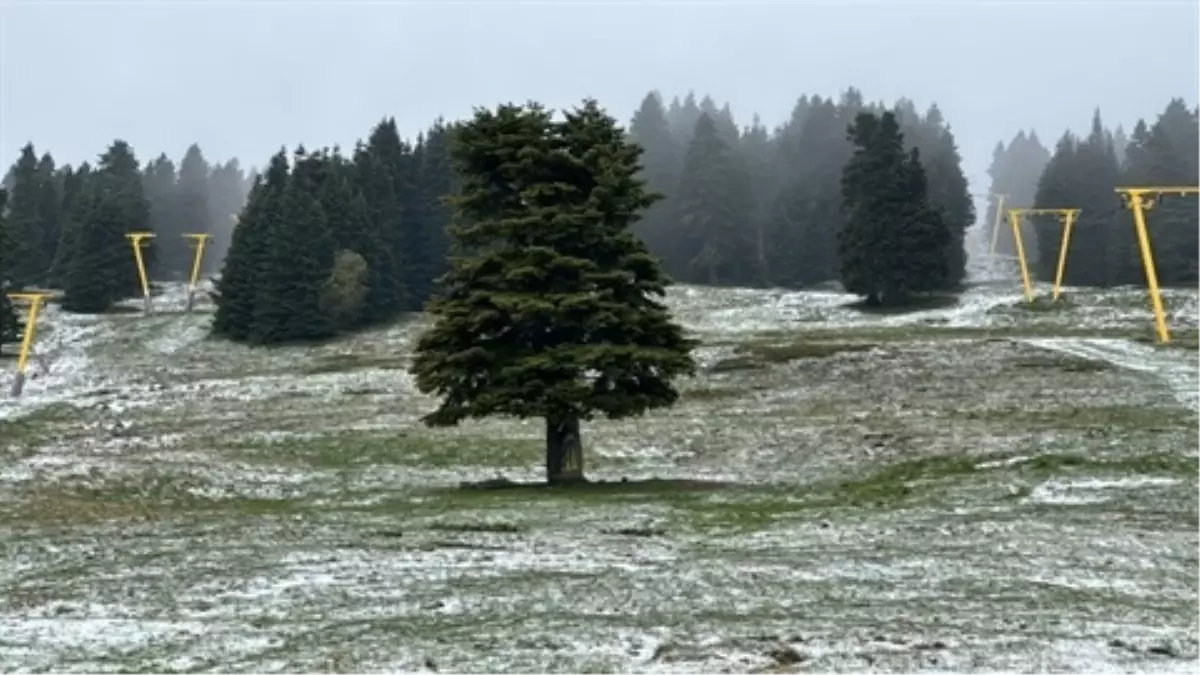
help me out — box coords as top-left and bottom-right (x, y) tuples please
(0, 280), (1196, 673)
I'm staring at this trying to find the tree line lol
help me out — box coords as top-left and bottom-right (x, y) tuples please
(210, 118), (456, 344)
(984, 99), (1198, 287)
(0, 141), (252, 314)
(628, 89), (974, 289)
(0, 87), (981, 351)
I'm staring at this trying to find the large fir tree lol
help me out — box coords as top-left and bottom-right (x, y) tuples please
(410, 100), (696, 485)
(675, 113), (756, 285)
(250, 150), (337, 344)
(212, 150), (288, 341)
(838, 111), (952, 305)
(628, 91), (683, 263)
(61, 141), (152, 313)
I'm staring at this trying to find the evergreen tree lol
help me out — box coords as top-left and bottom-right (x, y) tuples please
(34, 153), (61, 278)
(48, 163), (92, 286)
(1033, 111), (1123, 287)
(166, 144), (211, 280)
(212, 151), (289, 340)
(675, 113), (756, 285)
(358, 120), (410, 314)
(205, 159), (251, 274)
(250, 149), (337, 343)
(4, 144), (47, 288)
(61, 141), (151, 313)
(399, 133), (435, 309)
(739, 115), (774, 275)
(838, 111), (951, 305)
(353, 143), (405, 322)
(1121, 100), (1199, 285)
(142, 154), (178, 279)
(667, 92), (703, 146)
(984, 130), (1051, 259)
(410, 99), (696, 485)
(317, 148), (397, 328)
(765, 97), (849, 287)
(416, 120), (457, 293)
(914, 106), (973, 288)
(628, 91), (683, 262)
(0, 188), (21, 349)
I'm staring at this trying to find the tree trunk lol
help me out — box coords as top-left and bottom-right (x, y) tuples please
(545, 413), (585, 486)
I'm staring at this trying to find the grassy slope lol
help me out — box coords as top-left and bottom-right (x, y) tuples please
(0, 283), (1197, 673)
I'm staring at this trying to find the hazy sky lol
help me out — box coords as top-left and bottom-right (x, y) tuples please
(2, 0), (1197, 193)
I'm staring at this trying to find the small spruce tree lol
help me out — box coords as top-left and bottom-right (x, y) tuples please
(838, 111), (952, 306)
(410, 100), (697, 485)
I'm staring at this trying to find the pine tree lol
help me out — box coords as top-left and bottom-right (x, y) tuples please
(410, 99), (697, 485)
(205, 159), (251, 275)
(48, 163), (92, 286)
(34, 153), (62, 278)
(910, 105), (973, 288)
(418, 120), (456, 289)
(1033, 111), (1122, 287)
(353, 143), (405, 322)
(399, 133), (435, 309)
(739, 115), (774, 277)
(212, 151), (289, 340)
(250, 149), (336, 343)
(667, 92), (703, 146)
(318, 149), (395, 328)
(4, 144), (47, 288)
(61, 141), (151, 313)
(628, 91), (683, 263)
(984, 130), (1051, 259)
(765, 97), (849, 287)
(358, 120), (410, 314)
(0, 188), (22, 349)
(168, 144), (211, 280)
(838, 111), (951, 305)
(675, 113), (756, 285)
(142, 154), (178, 279)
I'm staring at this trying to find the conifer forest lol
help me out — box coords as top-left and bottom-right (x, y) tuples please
(2, 56), (1198, 675)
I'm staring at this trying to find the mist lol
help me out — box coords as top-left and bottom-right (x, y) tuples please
(3, 0), (1197, 185)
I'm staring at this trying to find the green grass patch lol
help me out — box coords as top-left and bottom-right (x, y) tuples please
(303, 352), (410, 375)
(0, 481), (319, 527)
(708, 356), (765, 372)
(223, 431), (543, 470)
(1011, 354), (1113, 373)
(957, 404), (1197, 432)
(736, 340), (877, 364)
(426, 521), (527, 533)
(0, 402), (87, 451)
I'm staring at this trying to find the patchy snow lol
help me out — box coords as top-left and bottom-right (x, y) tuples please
(1, 280), (1197, 673)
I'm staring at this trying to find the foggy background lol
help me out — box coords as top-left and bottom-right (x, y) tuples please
(2, 0), (1197, 191)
